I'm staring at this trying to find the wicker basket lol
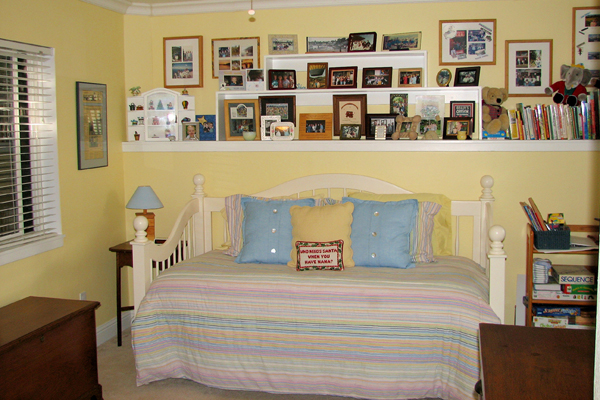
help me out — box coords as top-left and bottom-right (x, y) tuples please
(534, 227), (570, 250)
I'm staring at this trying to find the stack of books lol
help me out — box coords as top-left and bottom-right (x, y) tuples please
(533, 264), (597, 302)
(520, 197), (549, 232)
(533, 306), (596, 329)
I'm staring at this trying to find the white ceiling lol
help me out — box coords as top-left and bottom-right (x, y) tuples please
(81, 0), (482, 16)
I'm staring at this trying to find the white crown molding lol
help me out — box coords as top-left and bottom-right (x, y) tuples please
(80, 0), (484, 16)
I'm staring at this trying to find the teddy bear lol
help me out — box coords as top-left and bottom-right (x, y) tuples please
(545, 64), (591, 107)
(392, 114), (421, 140)
(482, 86), (509, 135)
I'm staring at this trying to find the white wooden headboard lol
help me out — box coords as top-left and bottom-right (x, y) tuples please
(131, 174), (506, 322)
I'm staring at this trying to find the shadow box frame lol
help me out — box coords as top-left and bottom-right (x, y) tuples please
(258, 95), (296, 125)
(223, 99), (260, 141)
(332, 94), (367, 137)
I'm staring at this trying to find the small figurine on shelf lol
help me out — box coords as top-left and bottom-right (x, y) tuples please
(167, 102), (173, 110)
(148, 100), (155, 110)
(129, 103), (136, 111)
(181, 88), (189, 95)
(136, 104), (144, 110)
(131, 119), (138, 125)
(138, 117), (144, 125)
(134, 131), (140, 141)
(129, 86), (141, 96)
(182, 100), (189, 110)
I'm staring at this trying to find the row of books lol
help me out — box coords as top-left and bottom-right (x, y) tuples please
(533, 265), (597, 302)
(534, 306), (596, 328)
(532, 315), (595, 329)
(504, 90), (600, 140)
(520, 197), (549, 231)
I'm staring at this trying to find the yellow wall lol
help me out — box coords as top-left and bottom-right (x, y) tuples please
(122, 0), (600, 324)
(0, 0), (126, 325)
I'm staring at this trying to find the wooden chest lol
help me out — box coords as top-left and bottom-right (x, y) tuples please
(0, 296), (103, 400)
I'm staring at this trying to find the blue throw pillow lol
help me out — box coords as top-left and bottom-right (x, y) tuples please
(236, 197), (315, 264)
(341, 197), (418, 268)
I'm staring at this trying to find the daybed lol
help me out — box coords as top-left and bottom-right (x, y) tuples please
(130, 173), (506, 400)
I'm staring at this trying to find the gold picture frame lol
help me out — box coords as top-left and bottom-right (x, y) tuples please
(298, 113), (333, 140)
(223, 99), (260, 141)
(163, 36), (203, 88)
(439, 19), (496, 65)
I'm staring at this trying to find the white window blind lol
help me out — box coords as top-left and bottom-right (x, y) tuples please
(0, 38), (63, 265)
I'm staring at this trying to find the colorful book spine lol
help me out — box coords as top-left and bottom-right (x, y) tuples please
(562, 284), (597, 295)
(534, 306), (581, 317)
(551, 265), (595, 285)
(532, 316), (568, 328)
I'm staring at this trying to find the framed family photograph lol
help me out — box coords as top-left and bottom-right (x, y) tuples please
(182, 121), (200, 141)
(362, 67), (392, 88)
(298, 113), (333, 140)
(211, 37), (260, 79)
(390, 93), (408, 116)
(306, 37), (348, 53)
(246, 69), (265, 91)
(505, 39), (553, 96)
(366, 113), (396, 140)
(398, 68), (422, 87)
(268, 34), (298, 55)
(436, 68), (452, 87)
(223, 99), (260, 141)
(443, 117), (472, 140)
(259, 95), (296, 124)
(76, 81), (107, 170)
(382, 31), (422, 51)
(218, 71), (246, 90)
(329, 66), (358, 88)
(348, 32), (377, 52)
(307, 63), (328, 89)
(164, 36), (203, 88)
(269, 69), (296, 90)
(439, 19), (496, 65)
(340, 124), (361, 140)
(260, 115), (280, 140)
(454, 66), (481, 86)
(333, 94), (366, 137)
(573, 7), (600, 80)
(270, 122), (295, 140)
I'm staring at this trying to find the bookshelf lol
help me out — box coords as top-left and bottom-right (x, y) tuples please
(523, 223), (599, 327)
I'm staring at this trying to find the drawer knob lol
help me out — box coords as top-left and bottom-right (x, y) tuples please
(40, 335), (45, 343)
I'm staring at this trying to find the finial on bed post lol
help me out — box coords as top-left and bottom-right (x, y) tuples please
(192, 174), (205, 199)
(480, 175), (494, 201)
(133, 215), (149, 243)
(488, 225), (506, 255)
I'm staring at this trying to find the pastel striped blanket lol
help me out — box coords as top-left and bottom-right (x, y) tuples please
(132, 251), (499, 400)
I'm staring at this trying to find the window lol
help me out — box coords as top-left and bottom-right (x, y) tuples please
(0, 38), (63, 265)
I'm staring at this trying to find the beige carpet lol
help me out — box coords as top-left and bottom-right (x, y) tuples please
(97, 330), (356, 400)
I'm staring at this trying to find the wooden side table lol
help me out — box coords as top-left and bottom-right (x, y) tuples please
(109, 241), (135, 346)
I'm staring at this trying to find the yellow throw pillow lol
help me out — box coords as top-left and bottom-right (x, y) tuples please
(349, 192), (452, 256)
(288, 202), (355, 268)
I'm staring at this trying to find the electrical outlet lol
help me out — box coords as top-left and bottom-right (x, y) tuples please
(79, 292), (87, 300)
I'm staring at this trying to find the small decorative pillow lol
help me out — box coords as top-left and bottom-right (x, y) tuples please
(412, 201), (442, 263)
(341, 197), (418, 269)
(235, 197), (315, 264)
(288, 202), (355, 268)
(295, 240), (345, 271)
(349, 192), (452, 256)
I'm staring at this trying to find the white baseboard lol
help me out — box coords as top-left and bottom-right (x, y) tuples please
(96, 310), (134, 346)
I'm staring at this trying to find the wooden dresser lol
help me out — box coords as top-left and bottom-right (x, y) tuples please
(0, 296), (103, 400)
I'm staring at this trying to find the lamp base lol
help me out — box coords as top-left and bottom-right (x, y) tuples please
(136, 211), (155, 241)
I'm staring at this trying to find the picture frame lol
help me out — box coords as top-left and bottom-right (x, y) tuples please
(260, 115), (281, 140)
(382, 31), (422, 51)
(76, 81), (107, 170)
(450, 100), (475, 119)
(298, 113), (333, 140)
(306, 37), (348, 53)
(211, 37), (260, 79)
(307, 63), (328, 89)
(270, 122), (295, 140)
(362, 67), (392, 88)
(415, 95), (445, 120)
(439, 19), (496, 65)
(454, 66), (481, 86)
(573, 7), (600, 81)
(436, 68), (452, 87)
(163, 36), (203, 88)
(196, 114), (216, 141)
(390, 93), (408, 116)
(340, 124), (361, 140)
(268, 34), (298, 55)
(246, 69), (265, 91)
(332, 94), (366, 137)
(223, 99), (260, 141)
(259, 95), (296, 124)
(366, 113), (396, 140)
(398, 68), (422, 87)
(218, 71), (246, 90)
(329, 66), (358, 89)
(443, 117), (472, 140)
(348, 32), (377, 52)
(505, 39), (553, 97)
(268, 69), (297, 90)
(182, 121), (200, 141)
(419, 119), (443, 140)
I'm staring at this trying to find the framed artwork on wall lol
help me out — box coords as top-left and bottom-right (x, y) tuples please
(268, 34), (298, 55)
(163, 36), (203, 88)
(381, 32), (422, 51)
(505, 39), (553, 97)
(332, 94), (366, 137)
(76, 81), (107, 170)
(572, 7), (600, 81)
(211, 37), (260, 79)
(306, 37), (348, 53)
(223, 99), (260, 141)
(439, 19), (496, 65)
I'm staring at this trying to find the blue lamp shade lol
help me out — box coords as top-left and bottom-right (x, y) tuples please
(126, 186), (163, 210)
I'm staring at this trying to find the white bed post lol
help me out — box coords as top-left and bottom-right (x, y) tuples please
(191, 174), (206, 255)
(131, 215), (151, 313)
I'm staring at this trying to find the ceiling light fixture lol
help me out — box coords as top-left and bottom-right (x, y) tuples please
(248, 0), (255, 15)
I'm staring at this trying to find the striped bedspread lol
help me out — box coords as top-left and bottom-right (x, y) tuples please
(132, 251), (499, 400)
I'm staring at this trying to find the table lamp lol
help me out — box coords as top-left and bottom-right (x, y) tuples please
(126, 186), (163, 241)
